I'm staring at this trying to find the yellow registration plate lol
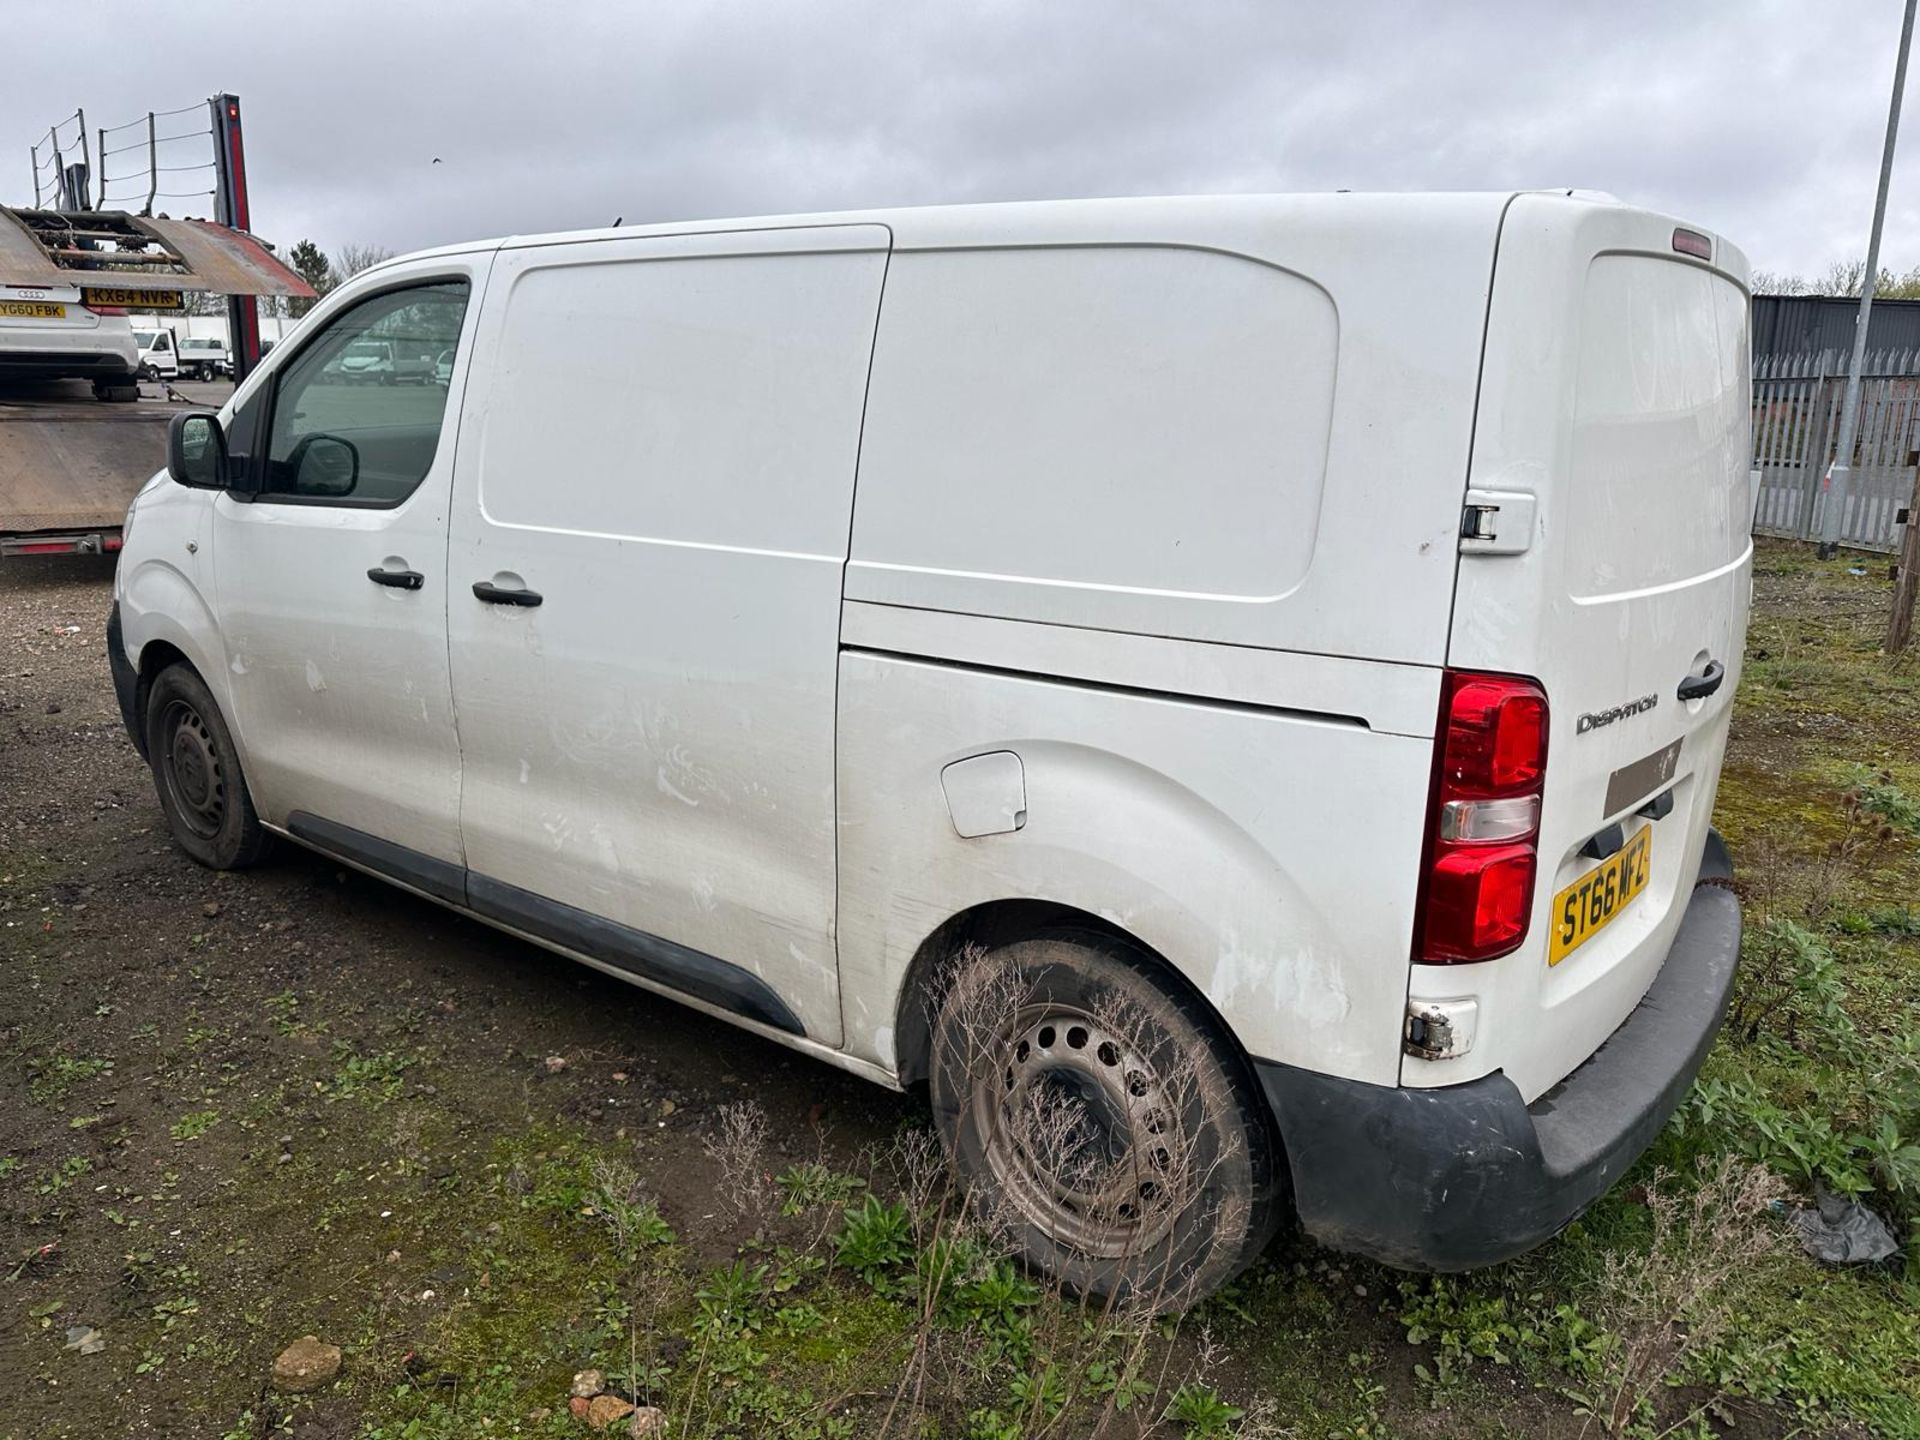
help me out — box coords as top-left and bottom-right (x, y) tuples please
(1549, 826), (1652, 965)
(0, 301), (66, 320)
(85, 287), (183, 311)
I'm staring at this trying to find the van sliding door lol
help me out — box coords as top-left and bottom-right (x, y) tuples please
(442, 225), (891, 1045)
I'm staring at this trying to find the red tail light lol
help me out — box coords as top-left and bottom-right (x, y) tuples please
(1415, 670), (1549, 963)
(84, 303), (127, 316)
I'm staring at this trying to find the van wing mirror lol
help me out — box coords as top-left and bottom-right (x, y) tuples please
(167, 411), (228, 490)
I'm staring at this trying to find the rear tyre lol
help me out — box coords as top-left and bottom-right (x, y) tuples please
(92, 379), (139, 403)
(143, 665), (272, 870)
(929, 928), (1285, 1310)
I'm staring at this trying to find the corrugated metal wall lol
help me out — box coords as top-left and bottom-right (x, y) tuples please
(1754, 294), (1920, 359)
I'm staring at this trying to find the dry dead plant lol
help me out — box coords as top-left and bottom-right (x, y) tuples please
(701, 1099), (771, 1222)
(1581, 1155), (1786, 1438)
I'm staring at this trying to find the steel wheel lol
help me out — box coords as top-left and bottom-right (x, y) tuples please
(159, 697), (227, 841)
(973, 1001), (1182, 1259)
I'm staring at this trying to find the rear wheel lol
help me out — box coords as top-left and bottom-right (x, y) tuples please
(929, 929), (1284, 1310)
(143, 665), (272, 870)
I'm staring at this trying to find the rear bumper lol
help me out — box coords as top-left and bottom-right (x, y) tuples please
(1257, 831), (1740, 1271)
(106, 602), (145, 758)
(0, 330), (138, 377)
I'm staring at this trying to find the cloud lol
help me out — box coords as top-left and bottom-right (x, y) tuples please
(4, 0), (1914, 279)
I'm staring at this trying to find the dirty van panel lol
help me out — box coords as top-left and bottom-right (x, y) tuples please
(852, 245), (1337, 604)
(1430, 196), (1753, 1103)
(844, 194), (1511, 666)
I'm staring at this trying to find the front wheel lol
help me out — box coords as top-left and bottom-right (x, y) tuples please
(929, 930), (1284, 1310)
(143, 665), (273, 870)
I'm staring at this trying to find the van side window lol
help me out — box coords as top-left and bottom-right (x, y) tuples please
(260, 281), (469, 506)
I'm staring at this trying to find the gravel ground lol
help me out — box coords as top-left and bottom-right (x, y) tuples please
(0, 554), (911, 1437)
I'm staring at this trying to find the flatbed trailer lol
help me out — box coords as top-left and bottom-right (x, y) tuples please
(0, 378), (182, 555)
(0, 204), (312, 558)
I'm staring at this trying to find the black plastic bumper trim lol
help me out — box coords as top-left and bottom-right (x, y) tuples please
(287, 811), (468, 908)
(106, 603), (144, 758)
(467, 873), (804, 1036)
(1257, 831), (1741, 1271)
(282, 810), (804, 1038)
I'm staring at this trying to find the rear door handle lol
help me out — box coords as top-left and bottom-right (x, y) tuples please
(472, 580), (543, 607)
(366, 567), (424, 590)
(1677, 659), (1726, 702)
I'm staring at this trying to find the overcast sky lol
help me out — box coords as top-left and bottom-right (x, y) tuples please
(5, 0), (1915, 281)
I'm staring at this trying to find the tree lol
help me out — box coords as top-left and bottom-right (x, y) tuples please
(1752, 260), (1920, 299)
(331, 243), (395, 282)
(286, 238), (334, 317)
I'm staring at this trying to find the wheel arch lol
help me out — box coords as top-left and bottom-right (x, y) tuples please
(888, 897), (1264, 1096)
(119, 636), (191, 752)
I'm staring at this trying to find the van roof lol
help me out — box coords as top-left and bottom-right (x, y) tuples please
(367, 191), (1745, 281)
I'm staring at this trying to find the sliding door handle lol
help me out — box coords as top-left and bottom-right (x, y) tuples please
(472, 580), (543, 607)
(366, 567), (424, 590)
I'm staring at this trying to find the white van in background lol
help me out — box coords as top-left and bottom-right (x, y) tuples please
(110, 193), (1752, 1302)
(133, 327), (179, 382)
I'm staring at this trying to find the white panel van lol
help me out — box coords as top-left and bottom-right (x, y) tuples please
(110, 193), (1751, 1302)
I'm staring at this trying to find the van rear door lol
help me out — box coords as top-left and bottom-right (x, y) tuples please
(1424, 196), (1753, 1103)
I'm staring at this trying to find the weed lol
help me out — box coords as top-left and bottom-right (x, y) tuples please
(695, 1259), (768, 1339)
(585, 1156), (675, 1259)
(27, 1053), (111, 1103)
(834, 1193), (913, 1294)
(263, 989), (306, 1036)
(966, 1409), (1022, 1440)
(36, 1155), (92, 1195)
(702, 1099), (772, 1220)
(1575, 1155), (1784, 1437)
(952, 1256), (1040, 1363)
(776, 1160), (866, 1215)
(1083, 1354), (1153, 1413)
(1007, 1360), (1067, 1419)
(169, 1109), (219, 1141)
(325, 1042), (414, 1102)
(1727, 918), (1860, 1054)
(1164, 1382), (1243, 1438)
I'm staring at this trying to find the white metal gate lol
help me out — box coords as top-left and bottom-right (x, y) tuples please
(1752, 348), (1920, 552)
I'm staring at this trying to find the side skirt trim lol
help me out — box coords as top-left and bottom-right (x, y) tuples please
(288, 811), (467, 907)
(465, 874), (805, 1036)
(283, 810), (806, 1037)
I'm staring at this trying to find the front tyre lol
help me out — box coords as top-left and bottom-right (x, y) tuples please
(929, 929), (1284, 1310)
(143, 665), (272, 870)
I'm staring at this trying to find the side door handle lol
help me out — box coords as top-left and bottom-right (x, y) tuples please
(366, 566), (424, 590)
(1677, 659), (1726, 702)
(472, 580), (543, 607)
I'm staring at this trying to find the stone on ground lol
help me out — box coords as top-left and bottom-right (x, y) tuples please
(271, 1335), (341, 1392)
